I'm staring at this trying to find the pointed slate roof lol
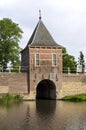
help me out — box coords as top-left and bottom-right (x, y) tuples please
(27, 19), (61, 47)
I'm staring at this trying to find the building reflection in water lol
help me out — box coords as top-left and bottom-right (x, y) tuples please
(36, 100), (56, 115)
(21, 101), (86, 130)
(21, 100), (56, 130)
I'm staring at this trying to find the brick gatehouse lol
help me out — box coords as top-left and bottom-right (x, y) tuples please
(21, 15), (62, 99)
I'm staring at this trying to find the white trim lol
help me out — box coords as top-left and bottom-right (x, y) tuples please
(52, 53), (57, 66)
(35, 53), (40, 67)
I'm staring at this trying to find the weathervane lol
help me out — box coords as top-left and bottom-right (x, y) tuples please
(39, 10), (41, 20)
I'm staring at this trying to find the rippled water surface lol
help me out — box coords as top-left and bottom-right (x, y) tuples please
(0, 101), (86, 130)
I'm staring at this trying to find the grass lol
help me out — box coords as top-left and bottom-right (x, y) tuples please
(0, 93), (23, 104)
(63, 94), (86, 102)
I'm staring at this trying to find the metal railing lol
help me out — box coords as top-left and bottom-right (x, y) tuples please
(0, 65), (86, 74)
(0, 66), (22, 73)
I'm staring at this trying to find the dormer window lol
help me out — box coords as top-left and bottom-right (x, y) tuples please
(52, 54), (57, 66)
(35, 53), (40, 66)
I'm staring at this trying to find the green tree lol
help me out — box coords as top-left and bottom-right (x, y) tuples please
(78, 51), (85, 73)
(0, 18), (23, 71)
(62, 48), (77, 73)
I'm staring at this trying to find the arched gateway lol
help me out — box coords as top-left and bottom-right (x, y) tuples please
(36, 79), (56, 100)
(21, 14), (62, 100)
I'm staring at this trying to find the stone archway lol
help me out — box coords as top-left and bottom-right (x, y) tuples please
(36, 79), (56, 100)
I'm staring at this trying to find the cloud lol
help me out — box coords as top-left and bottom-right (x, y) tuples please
(0, 0), (17, 8)
(0, 0), (86, 60)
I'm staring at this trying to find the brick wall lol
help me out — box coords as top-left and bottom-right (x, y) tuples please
(0, 73), (86, 99)
(29, 47), (62, 92)
(57, 74), (86, 99)
(0, 72), (28, 94)
(21, 47), (29, 72)
(21, 46), (62, 94)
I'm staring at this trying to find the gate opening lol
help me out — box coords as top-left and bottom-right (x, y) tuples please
(36, 79), (56, 100)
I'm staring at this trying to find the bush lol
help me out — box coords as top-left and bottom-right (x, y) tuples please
(14, 94), (23, 101)
(0, 93), (23, 104)
(63, 94), (86, 102)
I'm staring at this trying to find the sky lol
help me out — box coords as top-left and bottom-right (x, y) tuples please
(0, 0), (86, 62)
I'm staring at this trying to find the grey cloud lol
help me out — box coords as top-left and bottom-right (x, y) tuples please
(0, 0), (86, 61)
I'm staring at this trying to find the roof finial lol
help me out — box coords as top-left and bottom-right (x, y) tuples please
(39, 10), (41, 20)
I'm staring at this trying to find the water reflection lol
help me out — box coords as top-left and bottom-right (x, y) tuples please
(0, 102), (22, 109)
(0, 101), (86, 130)
(54, 101), (86, 130)
(36, 100), (56, 115)
(36, 100), (56, 130)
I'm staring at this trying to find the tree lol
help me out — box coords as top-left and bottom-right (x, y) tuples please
(62, 48), (77, 73)
(78, 51), (85, 73)
(0, 18), (23, 71)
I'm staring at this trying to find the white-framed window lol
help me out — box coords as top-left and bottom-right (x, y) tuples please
(35, 53), (40, 66)
(52, 53), (57, 66)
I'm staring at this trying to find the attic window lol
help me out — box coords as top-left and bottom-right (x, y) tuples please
(35, 54), (40, 66)
(52, 54), (57, 66)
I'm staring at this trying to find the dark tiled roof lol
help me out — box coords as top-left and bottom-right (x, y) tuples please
(27, 20), (61, 47)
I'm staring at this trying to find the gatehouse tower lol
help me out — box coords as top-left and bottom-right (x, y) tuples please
(21, 15), (62, 99)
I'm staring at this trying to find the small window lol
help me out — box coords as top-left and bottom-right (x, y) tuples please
(35, 54), (40, 66)
(52, 54), (57, 66)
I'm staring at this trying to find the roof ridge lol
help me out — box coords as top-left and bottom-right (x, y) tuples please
(31, 20), (41, 45)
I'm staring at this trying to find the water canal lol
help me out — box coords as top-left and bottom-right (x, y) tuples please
(0, 100), (86, 130)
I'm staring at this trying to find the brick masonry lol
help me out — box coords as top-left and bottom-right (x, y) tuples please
(0, 73), (86, 99)
(21, 47), (62, 96)
(29, 47), (62, 92)
(0, 72), (28, 94)
(57, 74), (86, 99)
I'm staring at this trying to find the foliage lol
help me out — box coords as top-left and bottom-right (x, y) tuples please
(63, 94), (86, 102)
(0, 93), (13, 103)
(0, 93), (23, 104)
(0, 18), (23, 71)
(14, 94), (23, 101)
(78, 51), (85, 73)
(62, 48), (77, 73)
